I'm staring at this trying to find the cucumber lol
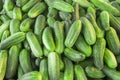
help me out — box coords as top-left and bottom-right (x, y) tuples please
(43, 46), (50, 57)
(87, 7), (96, 19)
(73, 3), (80, 20)
(18, 65), (24, 78)
(59, 56), (64, 71)
(34, 15), (46, 45)
(48, 52), (60, 80)
(22, 0), (40, 12)
(100, 11), (110, 31)
(16, 0), (29, 7)
(102, 66), (120, 80)
(0, 32), (25, 50)
(80, 17), (96, 45)
(26, 32), (43, 57)
(64, 48), (85, 62)
(42, 27), (55, 52)
(106, 27), (120, 55)
(23, 40), (31, 51)
(18, 71), (42, 80)
(0, 50), (7, 80)
(5, 45), (20, 79)
(39, 59), (48, 80)
(74, 65), (87, 80)
(86, 13), (104, 38)
(20, 18), (34, 32)
(75, 35), (92, 57)
(73, 0), (94, 8)
(85, 66), (105, 78)
(10, 19), (20, 35)
(0, 14), (10, 22)
(51, 1), (74, 12)
(91, 0), (120, 16)
(63, 57), (74, 80)
(0, 20), (10, 40)
(93, 38), (106, 70)
(65, 20), (82, 48)
(13, 7), (22, 20)
(59, 11), (72, 21)
(47, 17), (56, 28)
(19, 49), (33, 73)
(47, 7), (58, 18)
(4, 0), (14, 11)
(53, 21), (64, 54)
(104, 48), (117, 68)
(1, 30), (10, 41)
(28, 2), (46, 18)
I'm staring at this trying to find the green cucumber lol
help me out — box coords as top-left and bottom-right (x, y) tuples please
(42, 27), (55, 52)
(48, 52), (60, 80)
(64, 48), (85, 62)
(47, 7), (58, 18)
(1, 30), (10, 41)
(18, 65), (24, 78)
(47, 17), (56, 28)
(65, 20), (82, 48)
(13, 7), (22, 20)
(19, 49), (33, 73)
(0, 32), (25, 50)
(26, 32), (43, 57)
(4, 0), (14, 11)
(87, 7), (96, 19)
(16, 0), (29, 7)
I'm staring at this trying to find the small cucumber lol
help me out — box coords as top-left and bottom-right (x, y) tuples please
(1, 30), (10, 41)
(47, 7), (58, 18)
(18, 65), (24, 78)
(16, 0), (29, 7)
(4, 0), (14, 11)
(13, 7), (22, 20)
(47, 17), (55, 28)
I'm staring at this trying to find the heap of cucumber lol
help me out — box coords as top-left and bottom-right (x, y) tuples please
(1, 0), (120, 80)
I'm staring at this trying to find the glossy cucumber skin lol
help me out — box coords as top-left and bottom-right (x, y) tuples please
(48, 52), (60, 80)
(93, 38), (106, 70)
(104, 48), (117, 68)
(80, 17), (96, 45)
(65, 20), (82, 48)
(34, 15), (46, 45)
(51, 1), (74, 12)
(26, 32), (43, 57)
(75, 35), (92, 57)
(5, 45), (20, 79)
(19, 49), (33, 73)
(0, 32), (26, 50)
(28, 2), (46, 18)
(64, 48), (85, 62)
(85, 66), (105, 78)
(53, 21), (64, 54)
(91, 0), (120, 16)
(0, 50), (7, 80)
(42, 27), (55, 52)
(63, 57), (74, 80)
(18, 71), (42, 80)
(106, 27), (120, 55)
(75, 65), (87, 80)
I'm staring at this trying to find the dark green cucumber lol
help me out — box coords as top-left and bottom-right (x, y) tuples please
(104, 48), (117, 68)
(48, 52), (60, 80)
(18, 71), (42, 80)
(20, 18), (34, 32)
(22, 0), (40, 12)
(53, 21), (64, 54)
(106, 27), (120, 55)
(34, 15), (46, 45)
(10, 19), (20, 35)
(28, 2), (46, 18)
(5, 45), (20, 79)
(51, 1), (74, 12)
(91, 0), (120, 16)
(26, 32), (43, 57)
(64, 48), (85, 62)
(80, 17), (96, 45)
(63, 57), (74, 80)
(39, 59), (48, 80)
(47, 7), (58, 18)
(0, 20), (10, 40)
(100, 11), (110, 31)
(19, 49), (32, 73)
(74, 65), (87, 80)
(13, 7), (22, 20)
(85, 66), (105, 78)
(102, 66), (120, 80)
(0, 50), (7, 80)
(42, 27), (55, 52)
(65, 20), (82, 48)
(75, 35), (92, 57)
(1, 30), (10, 41)
(93, 38), (106, 70)
(23, 40), (31, 51)
(0, 32), (25, 50)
